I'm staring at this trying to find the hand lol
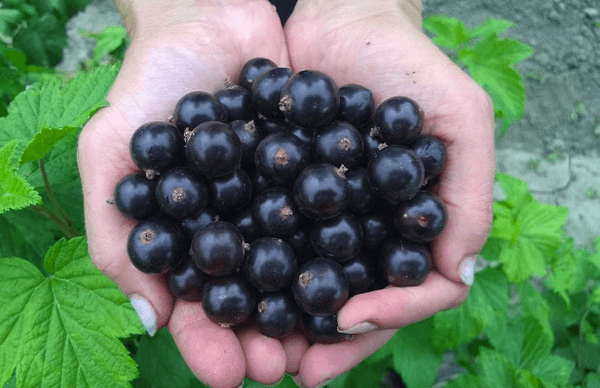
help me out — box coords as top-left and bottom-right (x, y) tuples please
(283, 1), (495, 386)
(77, 1), (306, 387)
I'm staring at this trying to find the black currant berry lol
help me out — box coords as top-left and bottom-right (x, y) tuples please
(185, 121), (242, 178)
(238, 57), (277, 90)
(230, 206), (261, 243)
(345, 167), (375, 215)
(360, 124), (386, 163)
(288, 123), (313, 148)
(287, 227), (314, 263)
(247, 165), (277, 197)
(230, 120), (265, 164)
(180, 206), (219, 239)
(166, 257), (209, 301)
(337, 84), (375, 128)
(410, 135), (447, 181)
(255, 132), (310, 187)
(214, 85), (253, 121)
(189, 221), (245, 276)
(311, 121), (363, 168)
(367, 145), (424, 204)
(251, 187), (299, 238)
(360, 210), (393, 250)
(114, 173), (159, 220)
(208, 169), (252, 213)
(310, 212), (363, 262)
(303, 313), (351, 344)
(279, 70), (339, 128)
(379, 238), (431, 287)
(173, 91), (227, 132)
(127, 217), (186, 274)
(155, 166), (208, 219)
(202, 275), (256, 326)
(251, 67), (294, 121)
(253, 114), (288, 135)
(130, 121), (185, 177)
(243, 237), (296, 292)
(293, 163), (350, 220)
(292, 258), (349, 316)
(394, 191), (447, 243)
(375, 96), (423, 145)
(254, 292), (300, 339)
(340, 252), (374, 295)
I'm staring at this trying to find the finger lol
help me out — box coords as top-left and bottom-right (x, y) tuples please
(169, 300), (246, 388)
(236, 326), (287, 385)
(336, 271), (469, 332)
(297, 329), (396, 388)
(280, 331), (310, 375)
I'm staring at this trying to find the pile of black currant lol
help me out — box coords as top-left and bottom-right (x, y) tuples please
(114, 57), (448, 344)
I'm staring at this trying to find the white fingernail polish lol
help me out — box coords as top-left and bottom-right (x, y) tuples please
(130, 294), (158, 336)
(337, 321), (377, 334)
(459, 256), (476, 286)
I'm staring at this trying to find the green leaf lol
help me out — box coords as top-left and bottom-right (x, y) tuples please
(12, 13), (66, 68)
(0, 65), (118, 166)
(478, 348), (516, 388)
(26, 129), (81, 188)
(423, 15), (469, 50)
(82, 26), (128, 62)
(496, 172), (532, 212)
(0, 237), (144, 388)
(466, 17), (514, 39)
(0, 140), (42, 213)
(244, 375), (297, 388)
(134, 328), (206, 388)
(517, 282), (552, 339)
(390, 318), (442, 388)
(433, 267), (510, 351)
(530, 354), (575, 386)
(458, 33), (533, 136)
(445, 372), (480, 388)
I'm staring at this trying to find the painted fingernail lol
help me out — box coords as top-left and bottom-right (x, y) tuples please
(458, 256), (476, 286)
(337, 321), (377, 334)
(130, 294), (157, 336)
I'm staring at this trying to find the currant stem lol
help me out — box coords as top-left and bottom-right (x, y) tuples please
(39, 159), (74, 227)
(30, 204), (78, 239)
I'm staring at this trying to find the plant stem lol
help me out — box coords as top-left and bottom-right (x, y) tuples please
(38, 159), (75, 228)
(578, 307), (590, 368)
(31, 204), (78, 239)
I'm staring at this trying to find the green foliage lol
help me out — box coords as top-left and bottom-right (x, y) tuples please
(80, 25), (129, 66)
(423, 16), (534, 136)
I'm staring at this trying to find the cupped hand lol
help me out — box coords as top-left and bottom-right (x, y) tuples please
(77, 1), (305, 387)
(284, 1), (495, 386)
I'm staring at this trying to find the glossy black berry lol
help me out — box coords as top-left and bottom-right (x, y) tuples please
(311, 212), (363, 262)
(311, 121), (363, 167)
(345, 167), (375, 215)
(251, 67), (294, 121)
(375, 96), (423, 145)
(255, 132), (310, 187)
(253, 114), (288, 135)
(202, 275), (256, 326)
(254, 292), (300, 338)
(130, 121), (184, 176)
(114, 173), (158, 220)
(189, 221), (245, 276)
(360, 210), (393, 250)
(127, 217), (186, 274)
(288, 124), (313, 148)
(238, 57), (277, 90)
(180, 206), (219, 239)
(230, 120), (265, 164)
(279, 70), (339, 128)
(155, 167), (208, 219)
(410, 135), (447, 181)
(340, 252), (375, 295)
(167, 257), (209, 301)
(360, 124), (386, 162)
(303, 313), (350, 344)
(230, 206), (261, 243)
(243, 237), (296, 292)
(379, 238), (431, 287)
(367, 145), (424, 204)
(185, 121), (242, 178)
(173, 91), (227, 132)
(394, 191), (447, 243)
(337, 84), (375, 128)
(293, 163), (350, 220)
(208, 169), (252, 213)
(247, 165), (277, 196)
(251, 187), (299, 238)
(214, 85), (253, 121)
(292, 258), (349, 316)
(287, 227), (314, 263)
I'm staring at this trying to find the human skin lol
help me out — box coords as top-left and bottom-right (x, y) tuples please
(77, 0), (495, 387)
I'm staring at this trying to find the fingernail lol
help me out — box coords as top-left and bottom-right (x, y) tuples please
(458, 256), (476, 286)
(236, 381), (245, 388)
(337, 321), (377, 334)
(130, 294), (158, 336)
(314, 378), (334, 388)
